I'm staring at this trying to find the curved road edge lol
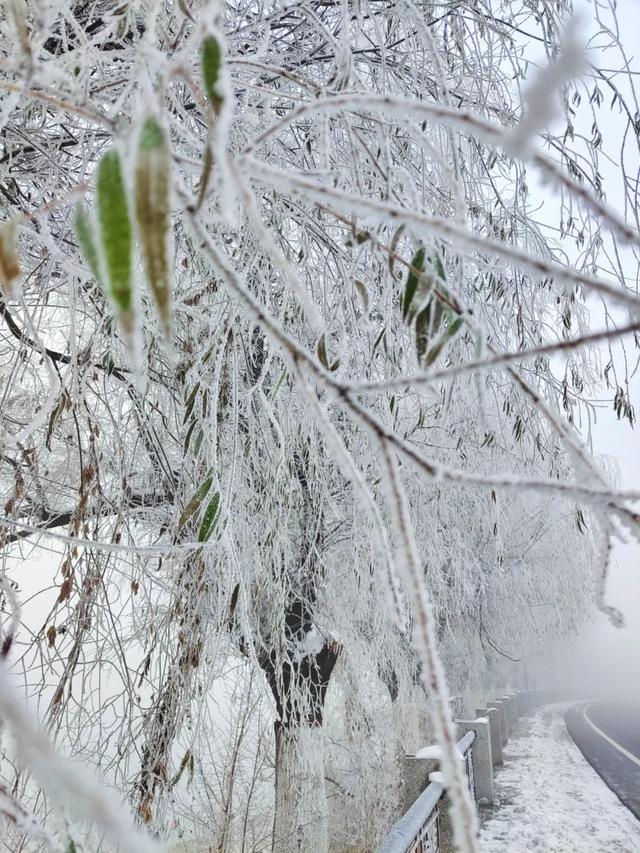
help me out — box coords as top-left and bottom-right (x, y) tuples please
(565, 703), (640, 821)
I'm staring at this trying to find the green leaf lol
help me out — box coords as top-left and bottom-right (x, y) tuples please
(179, 470), (214, 530)
(73, 204), (101, 284)
(402, 247), (425, 321)
(270, 368), (287, 400)
(183, 383), (201, 423)
(201, 35), (224, 110)
(139, 116), (165, 150)
(198, 491), (221, 542)
(193, 428), (204, 457)
(432, 250), (446, 281)
(420, 315), (462, 366)
(135, 116), (172, 338)
(447, 316), (464, 338)
(96, 149), (133, 322)
(65, 841), (77, 853)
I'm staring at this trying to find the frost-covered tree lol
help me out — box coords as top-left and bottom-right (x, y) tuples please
(0, 1), (639, 851)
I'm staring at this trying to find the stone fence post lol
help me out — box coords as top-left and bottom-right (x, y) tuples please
(456, 718), (494, 805)
(401, 754), (436, 813)
(487, 700), (508, 743)
(476, 707), (503, 764)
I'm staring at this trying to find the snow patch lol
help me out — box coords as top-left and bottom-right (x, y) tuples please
(479, 705), (640, 852)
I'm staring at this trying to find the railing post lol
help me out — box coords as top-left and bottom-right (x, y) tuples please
(501, 695), (517, 733)
(402, 754), (434, 813)
(487, 700), (508, 743)
(509, 692), (521, 724)
(476, 707), (503, 765)
(456, 719), (494, 805)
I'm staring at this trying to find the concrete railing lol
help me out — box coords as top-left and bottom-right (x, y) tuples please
(377, 731), (475, 853)
(376, 778), (444, 853)
(376, 688), (555, 853)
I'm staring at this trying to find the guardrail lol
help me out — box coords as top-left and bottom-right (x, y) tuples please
(377, 731), (475, 853)
(376, 689), (559, 853)
(376, 777), (443, 853)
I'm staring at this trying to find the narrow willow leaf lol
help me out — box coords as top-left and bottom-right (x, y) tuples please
(193, 428), (204, 457)
(201, 35), (224, 111)
(45, 390), (70, 450)
(0, 221), (21, 298)
(196, 143), (214, 211)
(415, 306), (431, 363)
(402, 247), (425, 321)
(354, 279), (369, 314)
(270, 368), (287, 400)
(228, 583), (240, 622)
(183, 419), (196, 453)
(316, 333), (329, 369)
(73, 204), (101, 283)
(431, 250), (446, 281)
(371, 326), (386, 358)
(178, 470), (213, 530)
(183, 383), (201, 423)
(447, 316), (464, 338)
(198, 491), (220, 542)
(423, 335), (448, 366)
(169, 749), (193, 788)
(135, 116), (172, 338)
(97, 150), (133, 325)
(178, 0), (195, 21)
(419, 315), (462, 365)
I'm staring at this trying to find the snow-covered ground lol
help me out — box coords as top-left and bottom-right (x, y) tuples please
(479, 704), (640, 852)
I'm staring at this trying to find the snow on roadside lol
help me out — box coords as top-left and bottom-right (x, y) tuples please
(479, 704), (640, 852)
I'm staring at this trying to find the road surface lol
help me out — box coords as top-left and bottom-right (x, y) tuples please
(566, 701), (640, 820)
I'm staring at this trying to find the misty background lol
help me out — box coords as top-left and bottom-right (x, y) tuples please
(536, 0), (640, 702)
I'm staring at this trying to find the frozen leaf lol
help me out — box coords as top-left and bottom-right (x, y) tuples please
(316, 333), (329, 368)
(135, 116), (172, 338)
(179, 470), (214, 530)
(201, 35), (224, 111)
(402, 247), (426, 321)
(97, 150), (133, 331)
(198, 491), (221, 542)
(74, 204), (101, 284)
(354, 279), (369, 313)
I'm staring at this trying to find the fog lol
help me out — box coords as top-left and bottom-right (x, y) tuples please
(541, 381), (640, 703)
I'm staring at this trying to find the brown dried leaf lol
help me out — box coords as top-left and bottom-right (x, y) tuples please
(57, 578), (72, 603)
(0, 222), (21, 298)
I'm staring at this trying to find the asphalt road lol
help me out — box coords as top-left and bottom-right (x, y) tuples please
(565, 701), (640, 820)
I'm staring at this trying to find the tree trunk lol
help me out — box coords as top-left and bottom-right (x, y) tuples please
(257, 637), (340, 853)
(273, 722), (329, 853)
